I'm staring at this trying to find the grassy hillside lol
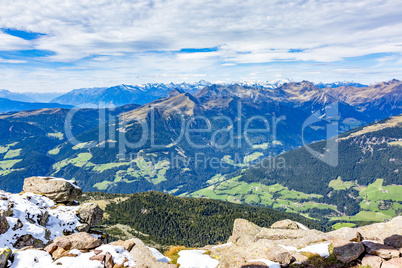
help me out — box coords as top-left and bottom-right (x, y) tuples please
(186, 115), (402, 227)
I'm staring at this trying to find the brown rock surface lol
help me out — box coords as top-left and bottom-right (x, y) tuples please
(361, 254), (383, 268)
(54, 232), (102, 250)
(382, 258), (402, 268)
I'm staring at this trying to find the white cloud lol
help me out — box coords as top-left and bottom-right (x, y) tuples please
(0, 0), (402, 90)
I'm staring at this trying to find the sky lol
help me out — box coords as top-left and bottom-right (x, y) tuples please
(0, 0), (402, 92)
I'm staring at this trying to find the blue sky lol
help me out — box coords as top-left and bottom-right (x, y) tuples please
(0, 0), (402, 92)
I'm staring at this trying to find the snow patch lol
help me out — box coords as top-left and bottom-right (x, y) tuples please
(280, 242), (330, 258)
(248, 258), (280, 268)
(177, 250), (219, 268)
(147, 247), (171, 263)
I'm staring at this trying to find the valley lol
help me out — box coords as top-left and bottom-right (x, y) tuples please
(0, 79), (401, 228)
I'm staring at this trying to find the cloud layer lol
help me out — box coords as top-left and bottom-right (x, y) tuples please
(0, 0), (402, 91)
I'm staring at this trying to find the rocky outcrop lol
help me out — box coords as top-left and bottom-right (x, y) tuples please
(205, 217), (402, 267)
(22, 177), (82, 203)
(13, 234), (45, 249)
(362, 241), (401, 259)
(333, 240), (365, 263)
(270, 219), (305, 230)
(129, 238), (175, 267)
(53, 232), (102, 250)
(0, 247), (12, 268)
(0, 214), (9, 235)
(382, 258), (402, 268)
(362, 254), (383, 268)
(77, 202), (104, 227)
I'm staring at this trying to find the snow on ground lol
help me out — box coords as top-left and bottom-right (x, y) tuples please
(280, 242), (330, 258)
(248, 259), (280, 268)
(96, 245), (135, 266)
(177, 250), (219, 268)
(147, 246), (171, 263)
(211, 242), (233, 249)
(295, 222), (309, 230)
(10, 245), (136, 268)
(0, 191), (82, 249)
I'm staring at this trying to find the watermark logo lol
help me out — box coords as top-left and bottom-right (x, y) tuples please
(301, 102), (339, 167)
(63, 100), (340, 169)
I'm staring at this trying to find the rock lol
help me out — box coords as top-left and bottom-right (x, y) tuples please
(76, 223), (90, 233)
(129, 238), (174, 268)
(271, 219), (301, 230)
(77, 203), (103, 227)
(385, 235), (402, 251)
(0, 214), (9, 235)
(52, 247), (67, 260)
(22, 176), (82, 203)
(13, 234), (44, 249)
(363, 241), (400, 259)
(38, 211), (49, 226)
(111, 240), (136, 251)
(240, 261), (269, 268)
(382, 258), (402, 268)
(228, 219), (261, 245)
(333, 240), (365, 263)
(361, 254), (383, 268)
(0, 247), (12, 268)
(11, 219), (23, 231)
(53, 232), (102, 250)
(105, 252), (114, 268)
(90, 254), (105, 262)
(357, 216), (402, 243)
(44, 243), (58, 255)
(93, 249), (103, 255)
(328, 227), (362, 242)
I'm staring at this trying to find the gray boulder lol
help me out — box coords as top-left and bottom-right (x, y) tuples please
(363, 241), (400, 259)
(12, 234), (44, 249)
(0, 213), (9, 235)
(0, 247), (12, 268)
(77, 203), (103, 227)
(384, 235), (402, 251)
(333, 240), (365, 263)
(23, 177), (82, 203)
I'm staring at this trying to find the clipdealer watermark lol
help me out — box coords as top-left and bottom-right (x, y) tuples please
(63, 100), (340, 170)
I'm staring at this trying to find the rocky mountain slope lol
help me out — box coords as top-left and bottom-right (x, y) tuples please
(1, 177), (402, 268)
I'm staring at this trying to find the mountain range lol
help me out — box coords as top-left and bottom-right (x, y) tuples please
(0, 79), (401, 228)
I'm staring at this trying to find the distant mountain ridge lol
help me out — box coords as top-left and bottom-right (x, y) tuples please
(0, 89), (34, 102)
(0, 98), (73, 113)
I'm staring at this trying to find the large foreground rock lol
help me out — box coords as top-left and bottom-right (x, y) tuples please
(23, 177), (82, 203)
(77, 203), (103, 227)
(53, 232), (101, 250)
